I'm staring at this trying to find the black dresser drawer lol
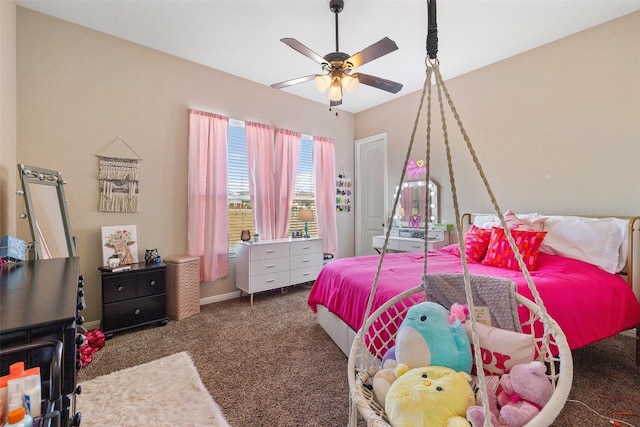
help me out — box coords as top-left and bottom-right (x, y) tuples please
(137, 270), (165, 298)
(102, 275), (137, 303)
(102, 295), (166, 332)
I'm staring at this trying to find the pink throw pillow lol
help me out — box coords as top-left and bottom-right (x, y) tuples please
(482, 227), (547, 271)
(451, 225), (493, 262)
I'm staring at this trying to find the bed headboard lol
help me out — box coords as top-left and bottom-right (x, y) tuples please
(460, 213), (640, 301)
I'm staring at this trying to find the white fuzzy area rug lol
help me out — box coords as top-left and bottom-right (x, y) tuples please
(76, 352), (231, 427)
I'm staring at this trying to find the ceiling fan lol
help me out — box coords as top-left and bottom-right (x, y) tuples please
(271, 0), (403, 107)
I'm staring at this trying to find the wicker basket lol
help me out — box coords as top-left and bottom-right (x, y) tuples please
(164, 255), (200, 320)
(348, 285), (573, 427)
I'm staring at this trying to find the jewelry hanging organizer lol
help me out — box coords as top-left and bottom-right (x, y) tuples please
(336, 163), (352, 212)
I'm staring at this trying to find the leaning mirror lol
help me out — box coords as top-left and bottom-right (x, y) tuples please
(18, 164), (76, 259)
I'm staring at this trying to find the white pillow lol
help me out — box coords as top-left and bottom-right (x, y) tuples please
(472, 212), (546, 231)
(463, 322), (535, 375)
(539, 216), (627, 273)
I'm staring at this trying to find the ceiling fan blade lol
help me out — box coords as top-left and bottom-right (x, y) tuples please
(346, 37), (399, 69)
(271, 74), (317, 89)
(354, 73), (403, 94)
(280, 38), (328, 65)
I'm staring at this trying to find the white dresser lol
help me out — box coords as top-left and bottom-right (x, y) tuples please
(372, 230), (449, 253)
(236, 237), (323, 305)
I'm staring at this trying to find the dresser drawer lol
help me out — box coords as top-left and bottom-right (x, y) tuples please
(290, 253), (322, 270)
(290, 239), (322, 255)
(249, 243), (289, 261)
(290, 264), (323, 285)
(398, 239), (424, 252)
(102, 294), (166, 332)
(102, 275), (137, 303)
(136, 270), (166, 298)
(251, 257), (289, 275)
(250, 270), (290, 293)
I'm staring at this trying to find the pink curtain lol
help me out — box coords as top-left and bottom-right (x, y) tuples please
(313, 136), (338, 256)
(246, 121), (276, 239)
(187, 109), (230, 282)
(274, 128), (302, 238)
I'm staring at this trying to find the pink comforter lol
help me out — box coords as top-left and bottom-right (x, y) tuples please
(307, 246), (640, 350)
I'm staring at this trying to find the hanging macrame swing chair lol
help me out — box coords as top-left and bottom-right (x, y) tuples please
(347, 2), (573, 426)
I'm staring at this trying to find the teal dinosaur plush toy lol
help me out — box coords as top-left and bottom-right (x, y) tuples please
(373, 302), (473, 407)
(395, 301), (472, 373)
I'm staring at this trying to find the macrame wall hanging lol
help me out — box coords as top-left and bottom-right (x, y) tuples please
(96, 136), (142, 213)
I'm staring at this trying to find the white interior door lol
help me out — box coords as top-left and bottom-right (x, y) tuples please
(355, 133), (387, 256)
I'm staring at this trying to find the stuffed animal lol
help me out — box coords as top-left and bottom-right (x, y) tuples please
(373, 302), (472, 407)
(467, 361), (553, 427)
(385, 363), (475, 427)
(394, 301), (472, 373)
(466, 375), (501, 427)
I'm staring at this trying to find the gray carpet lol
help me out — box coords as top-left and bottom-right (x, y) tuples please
(78, 283), (640, 427)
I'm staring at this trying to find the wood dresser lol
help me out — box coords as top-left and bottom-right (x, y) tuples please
(99, 262), (168, 338)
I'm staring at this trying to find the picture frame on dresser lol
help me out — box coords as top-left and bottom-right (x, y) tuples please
(101, 225), (139, 266)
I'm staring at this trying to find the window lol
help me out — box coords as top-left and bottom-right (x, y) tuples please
(290, 135), (317, 236)
(227, 120), (251, 250)
(226, 124), (317, 251)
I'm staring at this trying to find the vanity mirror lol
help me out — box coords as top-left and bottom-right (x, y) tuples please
(395, 179), (439, 228)
(18, 164), (76, 259)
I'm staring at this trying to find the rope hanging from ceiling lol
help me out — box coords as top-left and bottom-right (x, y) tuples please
(347, 1), (573, 425)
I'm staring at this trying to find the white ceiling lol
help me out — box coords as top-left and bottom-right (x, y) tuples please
(17, 0), (640, 113)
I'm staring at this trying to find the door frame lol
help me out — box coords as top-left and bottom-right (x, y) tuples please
(355, 133), (388, 256)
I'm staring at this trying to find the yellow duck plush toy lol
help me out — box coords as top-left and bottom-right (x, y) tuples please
(385, 364), (475, 427)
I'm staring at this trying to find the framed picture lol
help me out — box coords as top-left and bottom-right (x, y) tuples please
(101, 225), (139, 266)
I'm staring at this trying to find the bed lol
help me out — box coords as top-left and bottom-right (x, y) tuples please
(307, 213), (640, 364)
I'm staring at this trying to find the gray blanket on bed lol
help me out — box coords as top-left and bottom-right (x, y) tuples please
(424, 274), (521, 332)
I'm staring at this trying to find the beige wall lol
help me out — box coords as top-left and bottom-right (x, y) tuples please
(356, 11), (640, 227)
(7, 6), (640, 326)
(15, 7), (355, 324)
(0, 1), (17, 236)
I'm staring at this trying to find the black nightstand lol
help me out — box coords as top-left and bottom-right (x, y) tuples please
(99, 262), (168, 338)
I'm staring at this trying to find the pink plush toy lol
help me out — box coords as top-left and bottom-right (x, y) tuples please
(467, 361), (553, 427)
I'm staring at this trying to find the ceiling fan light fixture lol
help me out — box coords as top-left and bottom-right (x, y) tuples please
(314, 74), (332, 93)
(329, 81), (343, 102)
(341, 74), (359, 94)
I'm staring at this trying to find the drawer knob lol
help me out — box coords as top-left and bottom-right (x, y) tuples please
(75, 333), (86, 347)
(150, 280), (156, 286)
(134, 308), (142, 315)
(117, 285), (124, 292)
